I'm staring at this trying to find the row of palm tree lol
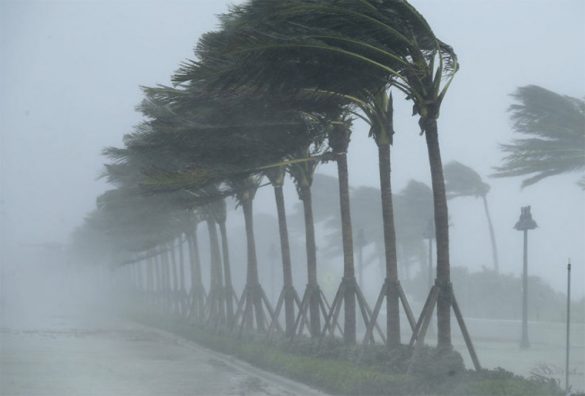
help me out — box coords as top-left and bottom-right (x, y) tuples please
(73, 0), (474, 355)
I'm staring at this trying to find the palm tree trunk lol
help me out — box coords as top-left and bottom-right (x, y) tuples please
(521, 230), (529, 348)
(129, 262), (136, 290)
(242, 197), (265, 330)
(161, 246), (171, 312)
(378, 142), (401, 346)
(134, 262), (143, 291)
(207, 219), (225, 323)
(273, 184), (295, 337)
(337, 150), (356, 344)
(178, 235), (185, 293)
(301, 185), (320, 337)
(147, 256), (156, 306)
(146, 255), (154, 295)
(169, 241), (179, 312)
(177, 235), (186, 315)
(481, 195), (499, 273)
(424, 119), (452, 349)
(187, 226), (204, 320)
(218, 220), (235, 326)
(154, 250), (163, 306)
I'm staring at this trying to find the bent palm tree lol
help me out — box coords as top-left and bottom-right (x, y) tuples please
(212, 198), (238, 327)
(230, 175), (276, 332)
(322, 114), (385, 345)
(264, 166), (299, 337)
(176, 0), (475, 357)
(444, 161), (499, 272)
(288, 146), (327, 338)
(187, 0), (422, 347)
(494, 85), (585, 188)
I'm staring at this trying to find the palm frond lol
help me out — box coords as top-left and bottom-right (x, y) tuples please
(493, 85), (585, 187)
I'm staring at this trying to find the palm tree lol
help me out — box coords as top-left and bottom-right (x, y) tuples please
(185, 215), (207, 321)
(326, 116), (358, 343)
(322, 115), (386, 344)
(444, 161), (499, 273)
(229, 175), (276, 332)
(212, 198), (238, 327)
(90, 182), (191, 311)
(203, 204), (226, 325)
(287, 145), (327, 338)
(494, 85), (585, 188)
(102, 124), (215, 319)
(175, 233), (188, 316)
(133, 84), (342, 335)
(184, 0), (462, 348)
(188, 4), (406, 347)
(264, 166), (299, 337)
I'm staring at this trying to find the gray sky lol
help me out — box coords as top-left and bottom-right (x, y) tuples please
(1, 0), (584, 296)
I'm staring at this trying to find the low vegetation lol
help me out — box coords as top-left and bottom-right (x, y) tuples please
(133, 312), (564, 396)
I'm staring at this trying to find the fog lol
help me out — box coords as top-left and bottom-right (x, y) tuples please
(1, 0), (584, 395)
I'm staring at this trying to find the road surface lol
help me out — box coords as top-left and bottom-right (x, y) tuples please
(0, 308), (325, 396)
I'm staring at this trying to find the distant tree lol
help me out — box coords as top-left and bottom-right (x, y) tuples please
(395, 180), (434, 278)
(494, 85), (585, 188)
(444, 161), (499, 272)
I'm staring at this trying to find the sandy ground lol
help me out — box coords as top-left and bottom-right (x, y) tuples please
(0, 308), (326, 396)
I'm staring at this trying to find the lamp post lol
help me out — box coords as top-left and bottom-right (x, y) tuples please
(565, 259), (572, 395)
(514, 206), (537, 349)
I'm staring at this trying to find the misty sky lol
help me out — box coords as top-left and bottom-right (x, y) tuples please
(1, 0), (584, 297)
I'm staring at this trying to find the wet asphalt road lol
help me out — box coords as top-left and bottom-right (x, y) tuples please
(0, 308), (325, 396)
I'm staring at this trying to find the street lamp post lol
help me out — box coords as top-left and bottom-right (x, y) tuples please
(565, 259), (572, 395)
(514, 206), (537, 349)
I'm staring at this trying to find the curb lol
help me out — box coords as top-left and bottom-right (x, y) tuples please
(132, 321), (329, 396)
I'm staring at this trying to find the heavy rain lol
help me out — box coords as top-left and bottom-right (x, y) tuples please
(1, 1), (584, 395)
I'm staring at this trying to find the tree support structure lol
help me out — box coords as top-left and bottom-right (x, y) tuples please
(409, 280), (481, 371)
(232, 191), (277, 335)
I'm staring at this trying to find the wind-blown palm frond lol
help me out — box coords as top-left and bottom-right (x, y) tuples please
(180, 0), (457, 137)
(493, 85), (585, 188)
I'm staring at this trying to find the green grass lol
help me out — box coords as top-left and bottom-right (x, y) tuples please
(131, 312), (564, 396)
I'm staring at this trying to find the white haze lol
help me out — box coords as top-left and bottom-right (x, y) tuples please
(1, 0), (584, 302)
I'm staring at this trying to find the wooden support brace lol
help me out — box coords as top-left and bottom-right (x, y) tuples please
(260, 288), (282, 333)
(355, 283), (385, 343)
(232, 288), (247, 328)
(293, 288), (310, 337)
(320, 283), (344, 337)
(414, 288), (438, 348)
(237, 292), (253, 338)
(267, 289), (285, 336)
(320, 289), (343, 335)
(409, 285), (438, 347)
(452, 293), (481, 371)
(398, 283), (417, 331)
(363, 284), (386, 345)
